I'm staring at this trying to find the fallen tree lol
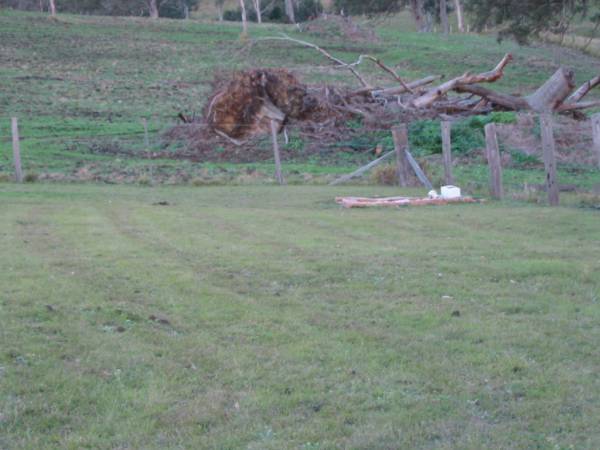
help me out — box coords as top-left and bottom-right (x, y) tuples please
(200, 36), (600, 142)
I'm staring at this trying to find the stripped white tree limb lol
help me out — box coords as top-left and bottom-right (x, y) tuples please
(412, 54), (513, 108)
(566, 75), (600, 103)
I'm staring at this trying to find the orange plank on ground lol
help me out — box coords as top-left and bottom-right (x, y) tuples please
(335, 196), (479, 208)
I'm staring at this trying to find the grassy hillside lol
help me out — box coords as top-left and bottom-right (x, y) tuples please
(1, 184), (600, 448)
(0, 9), (599, 186)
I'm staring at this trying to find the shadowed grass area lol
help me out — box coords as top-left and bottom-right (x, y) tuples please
(1, 183), (599, 448)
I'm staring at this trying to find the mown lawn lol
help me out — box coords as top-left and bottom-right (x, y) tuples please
(1, 183), (599, 449)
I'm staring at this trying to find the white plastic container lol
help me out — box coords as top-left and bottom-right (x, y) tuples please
(441, 185), (461, 199)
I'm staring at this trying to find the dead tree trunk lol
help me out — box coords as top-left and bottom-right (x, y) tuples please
(285, 0), (296, 24)
(253, 0), (262, 23)
(148, 0), (159, 19)
(49, 0), (56, 16)
(454, 0), (465, 32)
(456, 67), (579, 113)
(525, 68), (575, 112)
(240, 0), (248, 34)
(440, 0), (449, 34)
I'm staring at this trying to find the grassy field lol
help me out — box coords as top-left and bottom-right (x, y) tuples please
(1, 183), (600, 449)
(1, 9), (599, 187)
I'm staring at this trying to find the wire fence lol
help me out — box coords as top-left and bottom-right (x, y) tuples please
(2, 114), (600, 200)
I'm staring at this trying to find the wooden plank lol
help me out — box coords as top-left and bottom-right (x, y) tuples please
(335, 195), (478, 208)
(11, 117), (23, 183)
(270, 120), (285, 185)
(441, 121), (454, 185)
(592, 113), (600, 169)
(540, 114), (559, 206)
(330, 150), (396, 186)
(484, 123), (503, 199)
(405, 149), (433, 190)
(391, 125), (410, 187)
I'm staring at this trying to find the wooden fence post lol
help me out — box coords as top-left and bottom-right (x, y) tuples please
(540, 114), (559, 206)
(484, 123), (503, 199)
(592, 113), (600, 169)
(142, 118), (150, 150)
(11, 118), (23, 183)
(441, 121), (454, 185)
(391, 124), (410, 187)
(270, 120), (285, 185)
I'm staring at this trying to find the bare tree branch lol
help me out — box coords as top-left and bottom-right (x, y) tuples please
(412, 54), (513, 108)
(257, 35), (371, 87)
(566, 75), (600, 103)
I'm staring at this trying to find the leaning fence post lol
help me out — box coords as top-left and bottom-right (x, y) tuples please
(405, 149), (433, 190)
(484, 123), (503, 199)
(540, 113), (559, 206)
(391, 124), (410, 187)
(592, 113), (600, 170)
(441, 121), (454, 185)
(11, 117), (23, 183)
(270, 120), (285, 185)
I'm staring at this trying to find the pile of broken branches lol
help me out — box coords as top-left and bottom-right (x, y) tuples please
(193, 34), (600, 145)
(261, 35), (600, 115)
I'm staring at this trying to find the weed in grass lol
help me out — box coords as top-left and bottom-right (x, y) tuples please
(511, 189), (543, 204)
(371, 164), (398, 185)
(136, 174), (152, 185)
(577, 192), (600, 209)
(24, 172), (39, 183)
(509, 150), (542, 168)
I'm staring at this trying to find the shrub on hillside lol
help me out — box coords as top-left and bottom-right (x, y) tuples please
(408, 112), (517, 155)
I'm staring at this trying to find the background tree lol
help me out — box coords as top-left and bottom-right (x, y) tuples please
(410, 0), (427, 31)
(454, 0), (464, 32)
(466, 0), (600, 43)
(240, 0), (248, 33)
(439, 0), (448, 34)
(252, 0), (262, 23)
(333, 0), (400, 15)
(158, 0), (199, 18)
(148, 0), (159, 18)
(284, 0), (295, 23)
